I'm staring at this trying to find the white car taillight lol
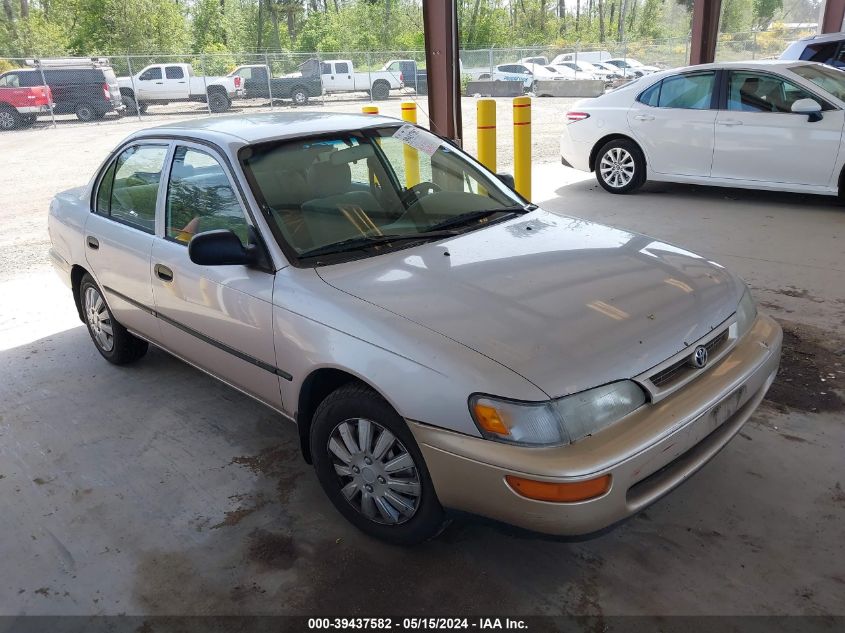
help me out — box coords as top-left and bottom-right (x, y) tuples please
(566, 111), (590, 123)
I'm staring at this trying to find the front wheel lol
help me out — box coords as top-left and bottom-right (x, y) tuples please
(595, 138), (646, 194)
(310, 382), (446, 545)
(80, 274), (149, 365)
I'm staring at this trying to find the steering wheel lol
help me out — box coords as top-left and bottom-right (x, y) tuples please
(396, 181), (442, 226)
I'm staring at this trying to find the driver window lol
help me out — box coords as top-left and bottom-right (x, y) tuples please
(727, 72), (816, 113)
(140, 67), (162, 81)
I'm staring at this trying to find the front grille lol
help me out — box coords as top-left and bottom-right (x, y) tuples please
(649, 329), (730, 388)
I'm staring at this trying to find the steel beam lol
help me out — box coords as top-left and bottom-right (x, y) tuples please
(689, 0), (722, 65)
(820, 0), (845, 33)
(422, 0), (463, 144)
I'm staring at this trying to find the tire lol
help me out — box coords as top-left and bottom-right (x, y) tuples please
(75, 102), (97, 122)
(310, 382), (446, 545)
(291, 85), (309, 106)
(371, 80), (390, 101)
(121, 94), (138, 114)
(594, 138), (646, 194)
(79, 274), (148, 365)
(0, 106), (23, 130)
(207, 90), (230, 113)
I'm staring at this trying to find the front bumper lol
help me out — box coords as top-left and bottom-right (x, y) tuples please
(410, 314), (782, 536)
(17, 104), (53, 114)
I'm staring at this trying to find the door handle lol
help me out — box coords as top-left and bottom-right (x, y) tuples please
(634, 114), (655, 121)
(86, 236), (99, 250)
(154, 263), (173, 282)
(155, 81), (163, 85)
(718, 119), (743, 126)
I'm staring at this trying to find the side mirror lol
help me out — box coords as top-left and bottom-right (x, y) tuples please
(496, 173), (516, 189)
(188, 229), (258, 266)
(791, 98), (823, 122)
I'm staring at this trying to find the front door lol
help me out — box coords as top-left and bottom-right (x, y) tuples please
(710, 70), (845, 186)
(84, 142), (168, 340)
(150, 143), (283, 409)
(136, 66), (165, 100)
(627, 70), (718, 177)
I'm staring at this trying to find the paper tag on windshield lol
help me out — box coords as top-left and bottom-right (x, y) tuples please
(392, 124), (442, 156)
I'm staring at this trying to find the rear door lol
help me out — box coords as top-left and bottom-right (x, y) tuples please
(710, 70), (844, 186)
(162, 65), (190, 99)
(627, 70), (718, 177)
(322, 62), (354, 92)
(150, 143), (282, 409)
(84, 142), (169, 340)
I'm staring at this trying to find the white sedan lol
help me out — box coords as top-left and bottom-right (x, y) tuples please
(560, 60), (845, 196)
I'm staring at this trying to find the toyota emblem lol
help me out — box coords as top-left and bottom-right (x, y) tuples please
(690, 345), (709, 369)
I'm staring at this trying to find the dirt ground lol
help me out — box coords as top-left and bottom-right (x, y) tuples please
(1, 100), (844, 619)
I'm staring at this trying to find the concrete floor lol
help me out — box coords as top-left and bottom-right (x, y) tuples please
(1, 161), (844, 616)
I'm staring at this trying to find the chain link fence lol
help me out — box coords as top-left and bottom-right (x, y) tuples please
(0, 29), (812, 132)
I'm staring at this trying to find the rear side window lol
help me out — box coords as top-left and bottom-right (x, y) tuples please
(638, 81), (661, 106)
(800, 42), (839, 63)
(102, 145), (168, 233)
(165, 66), (184, 79)
(657, 72), (715, 109)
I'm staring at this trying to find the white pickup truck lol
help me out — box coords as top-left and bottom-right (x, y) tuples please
(117, 63), (238, 113)
(306, 59), (403, 100)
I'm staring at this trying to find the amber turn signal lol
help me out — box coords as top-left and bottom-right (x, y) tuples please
(506, 474), (611, 503)
(472, 402), (510, 436)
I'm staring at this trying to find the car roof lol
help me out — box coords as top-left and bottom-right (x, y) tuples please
(645, 59), (824, 79)
(131, 111), (403, 144)
(793, 31), (845, 44)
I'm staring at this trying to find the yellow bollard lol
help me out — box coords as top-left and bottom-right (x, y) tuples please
(513, 96), (531, 199)
(400, 101), (420, 187)
(362, 105), (379, 115)
(476, 99), (497, 174)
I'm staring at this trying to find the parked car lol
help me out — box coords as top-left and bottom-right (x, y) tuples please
(560, 60), (845, 196)
(551, 58), (615, 81)
(118, 63), (237, 114)
(603, 58), (660, 78)
(228, 64), (322, 105)
(49, 112), (781, 544)
(0, 71), (52, 130)
(382, 59), (428, 94)
(554, 51), (614, 65)
(478, 63), (563, 90)
(3, 58), (124, 121)
(519, 56), (550, 66)
(314, 59), (403, 100)
(780, 31), (845, 67)
(593, 61), (626, 79)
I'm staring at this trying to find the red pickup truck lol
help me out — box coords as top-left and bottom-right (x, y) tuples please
(0, 76), (53, 130)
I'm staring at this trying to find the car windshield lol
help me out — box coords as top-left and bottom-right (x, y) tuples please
(241, 126), (528, 263)
(790, 63), (845, 101)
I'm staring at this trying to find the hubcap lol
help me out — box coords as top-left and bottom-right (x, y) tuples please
(327, 418), (421, 525)
(599, 147), (635, 188)
(84, 286), (114, 352)
(0, 111), (14, 129)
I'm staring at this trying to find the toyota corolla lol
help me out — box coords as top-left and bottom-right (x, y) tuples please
(48, 113), (782, 544)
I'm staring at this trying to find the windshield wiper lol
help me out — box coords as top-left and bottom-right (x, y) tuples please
(298, 231), (458, 259)
(423, 206), (529, 232)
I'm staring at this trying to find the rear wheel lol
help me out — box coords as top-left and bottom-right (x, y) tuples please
(207, 90), (230, 113)
(75, 102), (97, 122)
(371, 80), (390, 101)
(0, 106), (23, 130)
(291, 85), (309, 105)
(79, 274), (148, 365)
(594, 138), (646, 194)
(310, 382), (446, 545)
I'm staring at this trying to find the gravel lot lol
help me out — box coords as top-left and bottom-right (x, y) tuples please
(0, 94), (577, 282)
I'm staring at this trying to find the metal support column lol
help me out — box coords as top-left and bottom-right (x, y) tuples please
(689, 0), (722, 65)
(820, 0), (845, 33)
(422, 0), (463, 144)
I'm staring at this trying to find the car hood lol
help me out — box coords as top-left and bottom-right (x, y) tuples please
(317, 210), (743, 398)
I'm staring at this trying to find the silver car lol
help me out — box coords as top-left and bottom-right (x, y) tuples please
(48, 113), (782, 544)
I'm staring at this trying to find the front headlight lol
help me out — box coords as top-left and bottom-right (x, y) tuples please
(735, 285), (757, 340)
(470, 381), (647, 447)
